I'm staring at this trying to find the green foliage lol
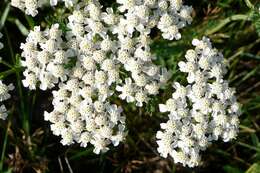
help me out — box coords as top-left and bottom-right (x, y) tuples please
(251, 9), (260, 36)
(64, 56), (77, 69)
(246, 163), (260, 173)
(223, 165), (243, 173)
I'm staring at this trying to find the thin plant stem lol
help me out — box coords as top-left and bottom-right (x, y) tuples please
(237, 142), (260, 152)
(0, 121), (11, 171)
(244, 0), (255, 9)
(3, 28), (14, 64)
(206, 14), (250, 35)
(4, 27), (29, 135)
(0, 68), (16, 79)
(0, 60), (13, 68)
(0, 3), (10, 30)
(7, 17), (29, 36)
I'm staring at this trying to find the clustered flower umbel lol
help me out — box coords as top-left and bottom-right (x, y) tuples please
(11, 0), (77, 16)
(0, 80), (14, 120)
(156, 37), (241, 167)
(20, 24), (73, 90)
(20, 0), (192, 153)
(0, 33), (15, 120)
(11, 0), (45, 17)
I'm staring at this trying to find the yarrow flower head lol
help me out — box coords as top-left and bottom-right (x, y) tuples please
(156, 37), (241, 167)
(11, 0), (43, 17)
(20, 24), (74, 90)
(44, 80), (127, 153)
(20, 0), (192, 154)
(0, 80), (14, 120)
(115, 0), (193, 40)
(0, 33), (14, 120)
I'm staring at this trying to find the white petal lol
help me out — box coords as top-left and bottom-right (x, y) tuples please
(159, 104), (168, 112)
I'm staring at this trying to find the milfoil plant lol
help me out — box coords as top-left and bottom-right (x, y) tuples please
(7, 0), (241, 167)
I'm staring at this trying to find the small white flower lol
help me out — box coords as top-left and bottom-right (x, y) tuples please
(0, 81), (12, 121)
(135, 91), (148, 107)
(50, 121), (66, 136)
(93, 50), (106, 64)
(87, 3), (101, 20)
(11, 0), (44, 16)
(101, 8), (118, 25)
(116, 78), (135, 103)
(0, 81), (14, 102)
(11, 0), (77, 16)
(79, 132), (91, 147)
(0, 105), (8, 120)
(91, 137), (109, 154)
(60, 128), (74, 145)
(111, 127), (126, 146)
(145, 82), (159, 95)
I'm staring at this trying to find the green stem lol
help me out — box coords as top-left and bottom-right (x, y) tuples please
(0, 68), (17, 79)
(16, 56), (29, 135)
(0, 3), (10, 30)
(4, 27), (29, 135)
(0, 121), (10, 171)
(4, 28), (15, 64)
(206, 14), (250, 35)
(25, 15), (35, 29)
(237, 142), (260, 152)
(31, 90), (37, 116)
(7, 17), (29, 36)
(244, 0), (255, 9)
(0, 60), (13, 68)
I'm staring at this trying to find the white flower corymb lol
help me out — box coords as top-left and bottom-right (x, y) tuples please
(0, 80), (14, 120)
(19, 0), (193, 154)
(156, 37), (241, 167)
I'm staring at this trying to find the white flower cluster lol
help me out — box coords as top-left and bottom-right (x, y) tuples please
(0, 33), (14, 120)
(20, 0), (193, 154)
(115, 0), (193, 40)
(20, 24), (73, 90)
(11, 0), (76, 16)
(11, 0), (44, 17)
(156, 37), (241, 167)
(44, 80), (126, 154)
(65, 1), (172, 107)
(11, 0), (193, 41)
(0, 80), (14, 120)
